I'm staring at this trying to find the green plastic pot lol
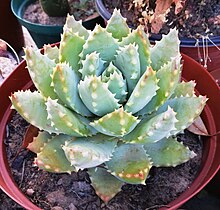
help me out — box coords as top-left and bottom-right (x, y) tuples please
(11, 0), (105, 48)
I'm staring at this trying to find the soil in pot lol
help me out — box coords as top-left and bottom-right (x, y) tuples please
(3, 111), (203, 210)
(103, 0), (220, 38)
(23, 0), (99, 26)
(0, 191), (23, 209)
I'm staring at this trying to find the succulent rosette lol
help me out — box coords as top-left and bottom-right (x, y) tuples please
(10, 10), (207, 202)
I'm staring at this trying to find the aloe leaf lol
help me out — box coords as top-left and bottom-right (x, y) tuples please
(10, 90), (59, 134)
(79, 52), (105, 79)
(144, 136), (196, 167)
(24, 47), (57, 99)
(43, 44), (59, 63)
(46, 98), (95, 137)
(27, 131), (52, 153)
(171, 80), (196, 98)
(107, 72), (127, 103)
(80, 25), (119, 63)
(123, 107), (177, 144)
(102, 62), (127, 103)
(102, 62), (121, 81)
(78, 75), (120, 116)
(59, 28), (86, 72)
(64, 14), (90, 39)
(125, 67), (159, 114)
(106, 9), (130, 41)
(52, 62), (92, 117)
(121, 26), (151, 75)
(114, 43), (141, 95)
(106, 144), (152, 185)
(157, 95), (208, 134)
(138, 56), (181, 115)
(35, 134), (75, 173)
(150, 28), (180, 71)
(88, 167), (123, 203)
(90, 108), (140, 137)
(63, 134), (117, 170)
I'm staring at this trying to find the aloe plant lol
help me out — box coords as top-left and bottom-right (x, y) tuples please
(10, 9), (207, 203)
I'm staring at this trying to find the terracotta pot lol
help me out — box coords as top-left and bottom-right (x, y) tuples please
(210, 69), (220, 86)
(0, 52), (219, 209)
(11, 0), (105, 48)
(95, 0), (220, 73)
(0, 0), (24, 53)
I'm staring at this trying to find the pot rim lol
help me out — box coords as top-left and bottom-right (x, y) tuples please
(210, 69), (220, 86)
(0, 53), (219, 210)
(0, 39), (20, 64)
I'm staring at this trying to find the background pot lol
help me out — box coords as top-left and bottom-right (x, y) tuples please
(95, 0), (220, 73)
(0, 38), (20, 64)
(0, 0), (24, 53)
(11, 0), (105, 48)
(0, 52), (219, 209)
(0, 38), (21, 85)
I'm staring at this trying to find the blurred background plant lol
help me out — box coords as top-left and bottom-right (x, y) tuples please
(39, 0), (95, 20)
(132, 0), (186, 34)
(130, 0), (220, 37)
(39, 0), (70, 17)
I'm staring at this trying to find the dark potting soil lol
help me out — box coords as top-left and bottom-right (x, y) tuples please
(103, 0), (220, 38)
(1, 111), (203, 210)
(23, 0), (97, 26)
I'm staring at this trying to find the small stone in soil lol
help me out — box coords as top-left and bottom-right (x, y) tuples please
(46, 190), (67, 206)
(26, 188), (35, 196)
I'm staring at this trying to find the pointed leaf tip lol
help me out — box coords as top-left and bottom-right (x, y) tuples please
(106, 8), (130, 41)
(88, 167), (123, 203)
(106, 144), (152, 184)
